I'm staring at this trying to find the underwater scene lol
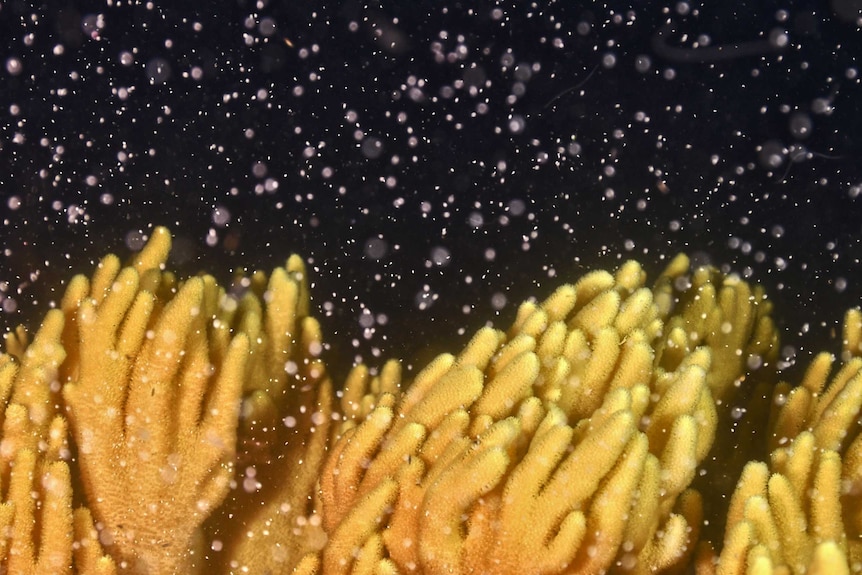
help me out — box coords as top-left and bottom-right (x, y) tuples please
(1, 1), (862, 573)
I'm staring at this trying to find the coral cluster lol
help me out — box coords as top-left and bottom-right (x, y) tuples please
(0, 227), (859, 574)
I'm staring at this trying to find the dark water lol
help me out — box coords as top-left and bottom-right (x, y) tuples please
(1, 1), (860, 380)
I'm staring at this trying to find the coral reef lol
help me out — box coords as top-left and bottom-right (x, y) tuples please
(0, 227), (859, 574)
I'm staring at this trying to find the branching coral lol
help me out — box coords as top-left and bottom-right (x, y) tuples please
(61, 227), (250, 574)
(697, 309), (862, 575)
(0, 227), (857, 575)
(303, 255), (773, 575)
(0, 228), (329, 574)
(0, 295), (113, 573)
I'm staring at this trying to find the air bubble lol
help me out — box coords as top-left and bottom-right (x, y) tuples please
(145, 58), (172, 84)
(634, 55), (652, 73)
(788, 112), (812, 139)
(5, 57), (23, 76)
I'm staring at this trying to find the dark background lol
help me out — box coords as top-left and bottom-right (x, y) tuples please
(1, 0), (861, 381)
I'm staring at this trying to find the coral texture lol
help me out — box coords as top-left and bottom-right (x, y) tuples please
(0, 227), (859, 574)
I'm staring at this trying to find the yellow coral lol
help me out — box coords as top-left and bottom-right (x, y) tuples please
(64, 279), (247, 572)
(698, 309), (862, 575)
(0, 228), (331, 574)
(700, 434), (853, 575)
(310, 256), (753, 574)
(1, 227), (859, 575)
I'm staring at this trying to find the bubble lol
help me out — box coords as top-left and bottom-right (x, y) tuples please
(835, 277), (848, 293)
(5, 57), (23, 76)
(358, 309), (375, 329)
(259, 17), (277, 36)
(508, 115), (526, 134)
(507, 199), (526, 216)
(757, 140), (785, 169)
(811, 97), (834, 115)
(429, 246), (451, 267)
(768, 28), (789, 48)
(81, 14), (105, 39)
(145, 58), (172, 84)
(490, 292), (507, 311)
(634, 55), (652, 73)
(788, 112), (812, 139)
(513, 64), (532, 82)
(364, 237), (388, 260)
(414, 287), (437, 310)
(2, 298), (17, 314)
(360, 137), (384, 159)
(124, 230), (148, 251)
(212, 206), (231, 227)
(252, 161), (268, 178)
(462, 65), (487, 90)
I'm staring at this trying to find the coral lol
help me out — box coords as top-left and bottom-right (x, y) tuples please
(0, 287), (114, 573)
(697, 309), (862, 575)
(0, 227), (857, 574)
(0, 228), (328, 574)
(305, 255), (775, 574)
(60, 227), (249, 573)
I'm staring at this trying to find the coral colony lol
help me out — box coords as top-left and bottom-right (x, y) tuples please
(0, 227), (859, 574)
